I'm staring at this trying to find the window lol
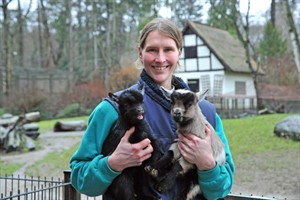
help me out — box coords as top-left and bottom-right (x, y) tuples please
(184, 46), (197, 58)
(184, 34), (196, 46)
(188, 79), (199, 92)
(200, 75), (211, 95)
(235, 81), (246, 95)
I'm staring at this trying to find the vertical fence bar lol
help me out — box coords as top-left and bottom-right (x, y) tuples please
(63, 170), (81, 200)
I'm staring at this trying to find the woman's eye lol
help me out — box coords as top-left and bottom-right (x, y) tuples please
(147, 49), (156, 52)
(165, 48), (174, 52)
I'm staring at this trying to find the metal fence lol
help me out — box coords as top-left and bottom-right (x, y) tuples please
(0, 171), (101, 200)
(0, 170), (285, 200)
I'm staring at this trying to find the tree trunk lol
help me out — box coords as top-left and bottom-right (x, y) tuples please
(37, 1), (44, 68)
(39, 0), (55, 68)
(283, 1), (300, 83)
(17, 0), (24, 67)
(66, 0), (74, 87)
(1, 0), (12, 95)
(231, 0), (263, 111)
(92, 1), (98, 71)
(270, 0), (276, 26)
(76, 0), (83, 72)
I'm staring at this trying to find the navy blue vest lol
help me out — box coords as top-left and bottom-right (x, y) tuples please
(103, 81), (216, 200)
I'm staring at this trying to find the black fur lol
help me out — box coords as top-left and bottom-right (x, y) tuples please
(102, 88), (162, 200)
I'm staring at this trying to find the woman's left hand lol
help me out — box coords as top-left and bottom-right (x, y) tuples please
(178, 126), (216, 171)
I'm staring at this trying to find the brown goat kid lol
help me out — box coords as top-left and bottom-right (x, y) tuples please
(145, 89), (226, 200)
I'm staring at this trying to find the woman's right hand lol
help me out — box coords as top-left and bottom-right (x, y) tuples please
(108, 126), (154, 172)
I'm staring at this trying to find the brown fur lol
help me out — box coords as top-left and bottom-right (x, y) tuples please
(145, 89), (225, 200)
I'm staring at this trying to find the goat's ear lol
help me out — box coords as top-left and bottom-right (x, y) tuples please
(138, 83), (145, 95)
(196, 89), (209, 101)
(108, 92), (119, 103)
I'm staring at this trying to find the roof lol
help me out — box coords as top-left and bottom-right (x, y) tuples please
(184, 21), (263, 74)
(258, 83), (300, 101)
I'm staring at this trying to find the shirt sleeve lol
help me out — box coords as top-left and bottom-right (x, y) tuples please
(197, 113), (235, 200)
(69, 100), (121, 196)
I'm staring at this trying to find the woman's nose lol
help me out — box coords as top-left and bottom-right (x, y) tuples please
(155, 50), (166, 63)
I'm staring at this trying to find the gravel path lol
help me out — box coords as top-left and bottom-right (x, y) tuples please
(1, 131), (84, 176)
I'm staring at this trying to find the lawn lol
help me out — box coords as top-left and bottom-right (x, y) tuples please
(37, 116), (89, 133)
(0, 113), (299, 177)
(223, 113), (299, 156)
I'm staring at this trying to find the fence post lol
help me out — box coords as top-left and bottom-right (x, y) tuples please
(63, 170), (81, 200)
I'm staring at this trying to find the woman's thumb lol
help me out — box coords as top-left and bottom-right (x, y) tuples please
(123, 126), (135, 141)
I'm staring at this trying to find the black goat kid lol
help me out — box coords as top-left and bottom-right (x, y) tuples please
(102, 87), (162, 200)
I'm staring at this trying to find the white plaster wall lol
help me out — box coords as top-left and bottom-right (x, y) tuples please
(175, 71), (256, 97)
(223, 72), (256, 97)
(175, 70), (224, 93)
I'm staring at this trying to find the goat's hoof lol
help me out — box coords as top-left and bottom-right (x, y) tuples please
(155, 183), (168, 193)
(144, 166), (158, 177)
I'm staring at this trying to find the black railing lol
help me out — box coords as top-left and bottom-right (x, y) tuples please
(0, 170), (286, 200)
(0, 171), (101, 200)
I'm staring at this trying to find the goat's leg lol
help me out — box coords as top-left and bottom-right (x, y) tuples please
(108, 174), (136, 200)
(144, 150), (174, 178)
(155, 161), (183, 192)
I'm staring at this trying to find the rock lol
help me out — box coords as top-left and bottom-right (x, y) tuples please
(274, 115), (300, 141)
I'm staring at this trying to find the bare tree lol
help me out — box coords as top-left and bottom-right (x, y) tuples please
(39, 0), (55, 68)
(282, 0), (300, 83)
(270, 0), (276, 26)
(66, 0), (74, 86)
(210, 0), (263, 109)
(1, 0), (13, 95)
(16, 0), (32, 67)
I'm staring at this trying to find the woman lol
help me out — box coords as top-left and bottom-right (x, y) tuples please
(70, 18), (235, 200)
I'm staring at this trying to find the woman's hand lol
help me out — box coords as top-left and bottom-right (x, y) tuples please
(108, 127), (154, 172)
(178, 126), (216, 171)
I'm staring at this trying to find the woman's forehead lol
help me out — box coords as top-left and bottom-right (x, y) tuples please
(144, 31), (177, 47)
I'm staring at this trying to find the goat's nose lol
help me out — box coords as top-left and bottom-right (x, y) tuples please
(174, 110), (180, 117)
(173, 110), (181, 121)
(137, 107), (144, 114)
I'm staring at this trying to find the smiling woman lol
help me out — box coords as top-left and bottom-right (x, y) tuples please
(69, 18), (234, 200)
(138, 31), (181, 89)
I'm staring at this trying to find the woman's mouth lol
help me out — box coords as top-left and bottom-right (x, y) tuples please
(152, 65), (169, 70)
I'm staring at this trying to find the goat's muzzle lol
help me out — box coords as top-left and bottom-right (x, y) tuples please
(172, 110), (181, 122)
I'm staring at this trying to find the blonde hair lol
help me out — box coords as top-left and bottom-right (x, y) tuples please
(138, 18), (183, 51)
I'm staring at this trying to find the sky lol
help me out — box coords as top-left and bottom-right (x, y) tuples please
(7, 0), (271, 24)
(158, 0), (271, 23)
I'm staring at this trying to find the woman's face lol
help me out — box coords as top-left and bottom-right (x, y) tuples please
(138, 31), (181, 89)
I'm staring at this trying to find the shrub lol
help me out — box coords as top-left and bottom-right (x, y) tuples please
(55, 103), (91, 118)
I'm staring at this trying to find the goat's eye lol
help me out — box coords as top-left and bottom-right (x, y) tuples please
(185, 101), (192, 109)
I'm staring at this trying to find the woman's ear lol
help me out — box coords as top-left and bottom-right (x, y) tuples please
(138, 47), (143, 64)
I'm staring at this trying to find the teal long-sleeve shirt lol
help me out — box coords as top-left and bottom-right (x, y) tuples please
(69, 100), (235, 200)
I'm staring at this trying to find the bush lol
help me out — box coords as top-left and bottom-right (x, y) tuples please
(55, 103), (91, 119)
(2, 86), (47, 115)
(0, 108), (6, 116)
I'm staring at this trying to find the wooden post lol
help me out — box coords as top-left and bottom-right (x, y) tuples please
(63, 170), (81, 200)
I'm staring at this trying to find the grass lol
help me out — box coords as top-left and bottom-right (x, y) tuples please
(0, 160), (23, 175)
(223, 114), (299, 155)
(1, 113), (299, 177)
(223, 113), (300, 169)
(37, 116), (89, 133)
(25, 145), (79, 177)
